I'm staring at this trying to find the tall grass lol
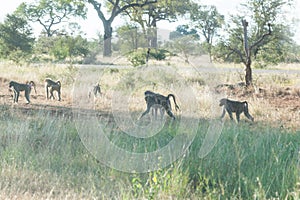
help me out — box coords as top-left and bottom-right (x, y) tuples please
(0, 105), (299, 199)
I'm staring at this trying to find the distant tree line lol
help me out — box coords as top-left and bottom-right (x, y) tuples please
(0, 0), (299, 72)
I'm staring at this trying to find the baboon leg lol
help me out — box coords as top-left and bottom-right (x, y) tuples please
(166, 110), (176, 120)
(244, 112), (254, 122)
(13, 91), (17, 103)
(12, 91), (16, 103)
(50, 89), (55, 99)
(46, 87), (49, 99)
(227, 110), (234, 120)
(236, 113), (240, 122)
(160, 108), (165, 120)
(58, 90), (61, 101)
(15, 91), (20, 103)
(141, 106), (151, 119)
(152, 107), (158, 120)
(25, 90), (30, 103)
(220, 108), (226, 119)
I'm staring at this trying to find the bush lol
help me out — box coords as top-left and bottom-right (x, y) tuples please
(127, 49), (147, 67)
(127, 48), (172, 67)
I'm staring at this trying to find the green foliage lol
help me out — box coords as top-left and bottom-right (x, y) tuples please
(213, 0), (295, 65)
(16, 0), (86, 37)
(149, 49), (172, 60)
(121, 0), (191, 31)
(169, 25), (199, 40)
(165, 35), (202, 62)
(127, 49), (147, 67)
(0, 14), (34, 63)
(126, 48), (171, 67)
(189, 4), (224, 44)
(49, 35), (90, 62)
(0, 109), (299, 199)
(82, 36), (104, 64)
(115, 24), (148, 54)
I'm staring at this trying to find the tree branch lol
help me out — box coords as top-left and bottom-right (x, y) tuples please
(250, 23), (272, 51)
(87, 0), (107, 22)
(228, 47), (247, 65)
(115, 0), (157, 17)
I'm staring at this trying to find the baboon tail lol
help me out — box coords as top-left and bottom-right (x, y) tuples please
(56, 81), (61, 86)
(167, 94), (180, 111)
(243, 101), (249, 110)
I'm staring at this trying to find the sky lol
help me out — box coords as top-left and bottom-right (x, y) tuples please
(0, 0), (300, 43)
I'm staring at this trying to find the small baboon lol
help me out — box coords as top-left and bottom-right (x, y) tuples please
(9, 80), (36, 103)
(45, 78), (61, 101)
(219, 98), (254, 122)
(140, 90), (180, 120)
(88, 83), (101, 98)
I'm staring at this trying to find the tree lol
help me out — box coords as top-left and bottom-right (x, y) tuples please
(87, 0), (157, 57)
(0, 14), (34, 64)
(123, 0), (191, 48)
(189, 4), (224, 62)
(241, 20), (272, 86)
(50, 35), (90, 62)
(115, 24), (147, 53)
(167, 25), (201, 63)
(16, 0), (86, 37)
(169, 25), (199, 41)
(214, 0), (294, 86)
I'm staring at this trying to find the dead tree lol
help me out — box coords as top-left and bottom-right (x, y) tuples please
(234, 20), (272, 87)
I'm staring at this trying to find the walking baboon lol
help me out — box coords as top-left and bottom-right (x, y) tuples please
(9, 80), (36, 103)
(88, 83), (101, 98)
(219, 98), (254, 122)
(45, 78), (61, 101)
(140, 90), (180, 120)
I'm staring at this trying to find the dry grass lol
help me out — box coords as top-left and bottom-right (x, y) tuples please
(0, 62), (299, 129)
(0, 61), (299, 199)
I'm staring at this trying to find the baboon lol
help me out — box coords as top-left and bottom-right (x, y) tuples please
(45, 78), (61, 101)
(9, 80), (36, 103)
(88, 83), (101, 98)
(219, 98), (254, 122)
(140, 90), (180, 120)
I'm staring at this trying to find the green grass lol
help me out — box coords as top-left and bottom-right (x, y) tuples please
(0, 106), (299, 199)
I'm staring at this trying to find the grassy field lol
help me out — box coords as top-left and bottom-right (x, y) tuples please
(0, 60), (299, 199)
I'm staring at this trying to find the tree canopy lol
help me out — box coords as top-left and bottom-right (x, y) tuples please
(87, 0), (157, 56)
(0, 14), (34, 64)
(16, 0), (86, 37)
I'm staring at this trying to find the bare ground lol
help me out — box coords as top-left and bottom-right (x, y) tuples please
(1, 77), (299, 131)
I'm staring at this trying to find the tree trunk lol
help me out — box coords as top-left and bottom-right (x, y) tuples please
(150, 28), (157, 48)
(245, 61), (252, 86)
(148, 21), (157, 48)
(242, 20), (252, 87)
(103, 23), (112, 57)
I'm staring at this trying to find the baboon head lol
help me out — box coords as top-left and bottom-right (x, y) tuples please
(219, 98), (227, 106)
(9, 81), (14, 88)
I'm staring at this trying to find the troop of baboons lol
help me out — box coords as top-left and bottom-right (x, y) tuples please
(8, 78), (61, 103)
(7, 78), (254, 123)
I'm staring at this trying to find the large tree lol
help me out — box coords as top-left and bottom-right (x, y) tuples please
(189, 4), (224, 62)
(214, 0), (294, 86)
(87, 0), (157, 57)
(0, 14), (34, 63)
(16, 0), (86, 37)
